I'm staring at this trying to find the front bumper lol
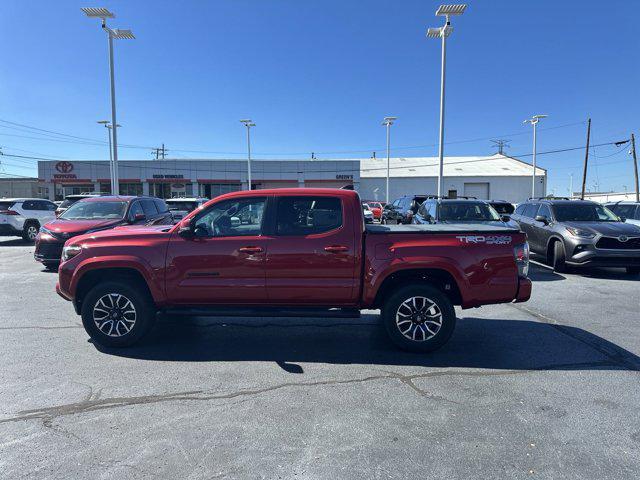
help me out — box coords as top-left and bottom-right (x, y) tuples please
(34, 236), (64, 263)
(565, 237), (640, 267)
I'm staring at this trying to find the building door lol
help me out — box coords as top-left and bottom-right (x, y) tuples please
(463, 182), (490, 199)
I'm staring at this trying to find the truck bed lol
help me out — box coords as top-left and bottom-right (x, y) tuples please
(366, 223), (521, 234)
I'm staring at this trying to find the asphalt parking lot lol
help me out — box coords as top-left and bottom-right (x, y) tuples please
(1, 237), (639, 479)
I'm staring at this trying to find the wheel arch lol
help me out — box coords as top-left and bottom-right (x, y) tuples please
(74, 267), (155, 314)
(372, 268), (462, 309)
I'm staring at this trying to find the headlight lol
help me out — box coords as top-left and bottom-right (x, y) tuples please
(62, 244), (83, 262)
(565, 226), (595, 238)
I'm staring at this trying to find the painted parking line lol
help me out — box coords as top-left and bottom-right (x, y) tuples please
(530, 259), (554, 270)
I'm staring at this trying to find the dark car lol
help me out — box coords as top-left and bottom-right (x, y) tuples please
(488, 200), (515, 216)
(413, 197), (511, 227)
(35, 196), (172, 269)
(381, 195), (427, 224)
(511, 198), (640, 274)
(605, 201), (640, 228)
(166, 197), (209, 223)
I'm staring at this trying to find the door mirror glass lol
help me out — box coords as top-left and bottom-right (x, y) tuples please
(133, 212), (146, 223)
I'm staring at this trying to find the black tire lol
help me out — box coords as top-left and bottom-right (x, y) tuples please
(381, 284), (456, 353)
(22, 221), (39, 242)
(626, 266), (640, 275)
(552, 240), (568, 273)
(81, 280), (156, 347)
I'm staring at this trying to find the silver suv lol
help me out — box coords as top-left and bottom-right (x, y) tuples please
(511, 198), (640, 274)
(0, 198), (58, 242)
(606, 201), (640, 227)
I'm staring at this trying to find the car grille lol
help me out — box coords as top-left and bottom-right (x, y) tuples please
(36, 242), (64, 259)
(596, 236), (640, 250)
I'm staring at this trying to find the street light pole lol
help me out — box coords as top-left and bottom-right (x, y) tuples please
(82, 8), (134, 196)
(428, 4), (466, 197)
(382, 116), (397, 203)
(523, 114), (547, 198)
(240, 120), (256, 190)
(97, 121), (121, 194)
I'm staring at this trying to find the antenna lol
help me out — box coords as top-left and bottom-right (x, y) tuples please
(490, 139), (510, 155)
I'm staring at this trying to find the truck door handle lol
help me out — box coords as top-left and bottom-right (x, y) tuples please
(324, 245), (349, 253)
(238, 246), (263, 254)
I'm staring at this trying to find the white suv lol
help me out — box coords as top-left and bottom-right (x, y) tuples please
(0, 198), (58, 242)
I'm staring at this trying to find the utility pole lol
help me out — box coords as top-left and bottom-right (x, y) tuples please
(631, 133), (639, 202)
(491, 139), (510, 155)
(580, 118), (591, 200)
(523, 114), (547, 198)
(382, 116), (397, 204)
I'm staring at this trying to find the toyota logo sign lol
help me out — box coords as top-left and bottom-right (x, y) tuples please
(55, 161), (74, 174)
(619, 235), (629, 242)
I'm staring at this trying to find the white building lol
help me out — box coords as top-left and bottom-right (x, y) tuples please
(359, 154), (546, 203)
(37, 153), (545, 203)
(575, 191), (639, 203)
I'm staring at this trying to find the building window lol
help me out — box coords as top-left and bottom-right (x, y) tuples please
(200, 183), (241, 199)
(120, 183), (143, 196)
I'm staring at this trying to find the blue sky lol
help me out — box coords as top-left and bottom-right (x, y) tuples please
(1, 0), (638, 195)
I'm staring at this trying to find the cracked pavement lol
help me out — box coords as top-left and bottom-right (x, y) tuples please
(1, 239), (639, 479)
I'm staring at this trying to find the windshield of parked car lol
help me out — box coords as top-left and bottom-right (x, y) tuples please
(553, 204), (619, 222)
(58, 197), (85, 209)
(59, 201), (127, 220)
(438, 202), (501, 222)
(167, 201), (199, 212)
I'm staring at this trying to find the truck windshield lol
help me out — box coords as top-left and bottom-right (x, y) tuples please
(438, 202), (501, 222)
(553, 204), (619, 222)
(59, 201), (127, 220)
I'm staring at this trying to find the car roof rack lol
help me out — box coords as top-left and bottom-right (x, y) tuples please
(527, 196), (570, 201)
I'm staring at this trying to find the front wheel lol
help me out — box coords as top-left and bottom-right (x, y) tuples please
(81, 281), (156, 347)
(381, 284), (456, 353)
(552, 240), (568, 273)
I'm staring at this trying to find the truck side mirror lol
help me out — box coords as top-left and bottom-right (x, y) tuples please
(619, 216), (626, 222)
(178, 220), (195, 238)
(500, 215), (511, 223)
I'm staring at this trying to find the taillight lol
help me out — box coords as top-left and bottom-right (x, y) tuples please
(0, 209), (19, 216)
(514, 242), (530, 278)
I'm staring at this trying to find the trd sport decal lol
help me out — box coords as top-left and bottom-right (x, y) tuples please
(456, 235), (512, 245)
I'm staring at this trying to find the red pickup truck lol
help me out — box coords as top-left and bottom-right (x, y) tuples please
(56, 188), (531, 352)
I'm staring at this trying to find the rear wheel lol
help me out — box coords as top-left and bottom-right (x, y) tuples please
(552, 240), (568, 273)
(22, 221), (39, 242)
(381, 284), (456, 353)
(626, 266), (640, 275)
(80, 281), (156, 347)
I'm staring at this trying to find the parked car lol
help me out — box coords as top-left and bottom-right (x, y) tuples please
(413, 197), (512, 227)
(166, 197), (209, 223)
(362, 203), (374, 223)
(488, 200), (515, 216)
(35, 196), (172, 270)
(0, 198), (58, 242)
(605, 201), (640, 227)
(365, 201), (384, 221)
(56, 188), (531, 351)
(55, 193), (105, 217)
(511, 198), (640, 274)
(382, 195), (427, 224)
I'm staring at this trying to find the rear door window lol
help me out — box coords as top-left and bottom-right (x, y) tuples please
(612, 204), (637, 219)
(22, 200), (36, 210)
(141, 199), (158, 217)
(276, 196), (342, 236)
(522, 204), (540, 218)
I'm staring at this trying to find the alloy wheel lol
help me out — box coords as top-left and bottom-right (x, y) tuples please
(27, 226), (38, 240)
(93, 293), (137, 337)
(395, 296), (443, 342)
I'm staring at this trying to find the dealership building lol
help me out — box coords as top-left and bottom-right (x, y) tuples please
(35, 153), (545, 203)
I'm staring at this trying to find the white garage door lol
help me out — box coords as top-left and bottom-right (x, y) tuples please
(464, 182), (490, 199)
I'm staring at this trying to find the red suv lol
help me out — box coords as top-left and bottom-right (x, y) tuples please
(35, 196), (172, 269)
